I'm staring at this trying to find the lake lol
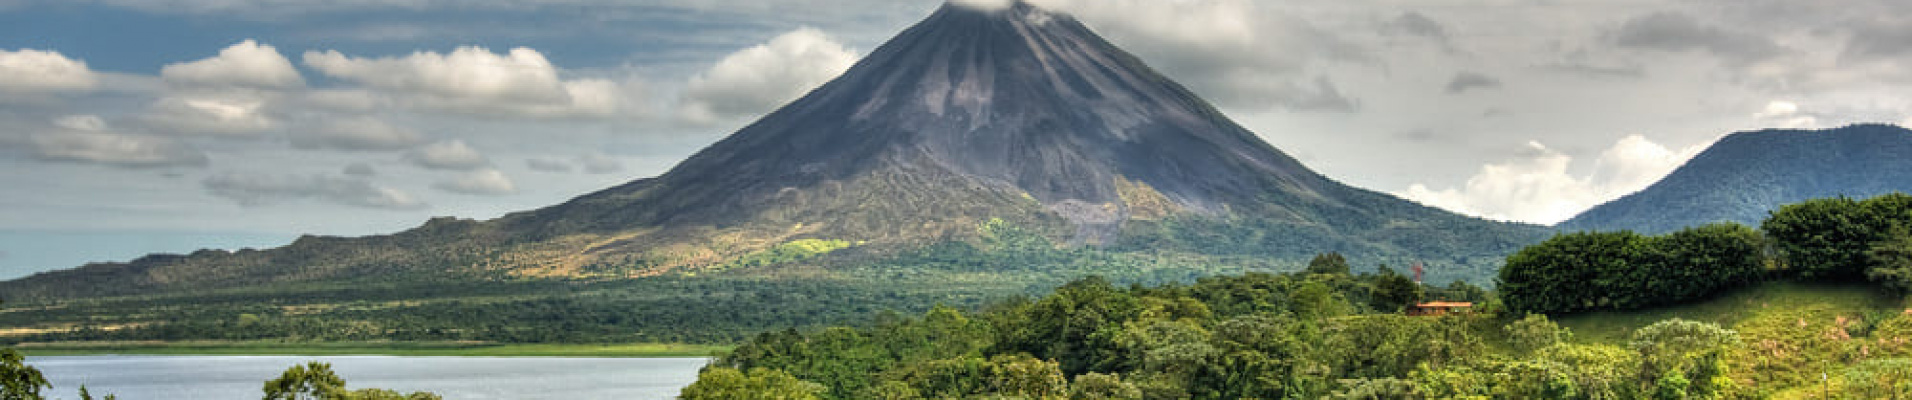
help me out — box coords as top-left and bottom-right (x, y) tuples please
(26, 355), (710, 399)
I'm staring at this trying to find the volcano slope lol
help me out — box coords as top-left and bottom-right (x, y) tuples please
(0, 1), (1543, 344)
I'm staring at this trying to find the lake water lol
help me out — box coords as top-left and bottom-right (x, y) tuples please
(26, 355), (709, 399)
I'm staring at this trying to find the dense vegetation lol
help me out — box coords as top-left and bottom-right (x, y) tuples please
(0, 227), (1309, 346)
(3, 214), (1514, 347)
(687, 272), (1912, 399)
(685, 194), (1912, 399)
(1498, 224), (1766, 315)
(1503, 193), (1912, 316)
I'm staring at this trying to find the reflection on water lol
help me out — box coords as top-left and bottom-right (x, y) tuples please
(27, 355), (709, 400)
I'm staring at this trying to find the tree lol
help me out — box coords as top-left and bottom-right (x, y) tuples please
(1628, 319), (1738, 398)
(262, 362), (440, 400)
(0, 348), (48, 400)
(1647, 223), (1766, 302)
(1305, 253), (1351, 275)
(1289, 281), (1350, 320)
(986, 354), (1067, 399)
(1868, 224), (1912, 293)
(1499, 231), (1643, 314)
(1070, 373), (1141, 400)
(1763, 195), (1904, 280)
(679, 367), (825, 400)
(1368, 266), (1421, 313)
(264, 362), (348, 400)
(1505, 314), (1571, 354)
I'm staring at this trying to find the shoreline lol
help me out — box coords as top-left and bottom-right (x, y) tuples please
(10, 341), (732, 358)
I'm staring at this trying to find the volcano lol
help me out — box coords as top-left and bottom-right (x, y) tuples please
(521, 1), (1332, 243)
(2, 1), (1542, 300)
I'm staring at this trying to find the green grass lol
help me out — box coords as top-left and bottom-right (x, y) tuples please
(12, 341), (731, 357)
(1553, 280), (1912, 397)
(1555, 281), (1905, 345)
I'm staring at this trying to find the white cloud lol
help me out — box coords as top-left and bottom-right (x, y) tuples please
(1589, 134), (1704, 194)
(1399, 135), (1707, 225)
(303, 46), (639, 118)
(1753, 100), (1819, 129)
(160, 40), (304, 89)
(405, 140), (489, 170)
(202, 172), (426, 210)
(433, 168), (517, 195)
(137, 96), (276, 136)
(678, 27), (858, 125)
(30, 123), (209, 168)
(302, 89), (386, 113)
(0, 49), (98, 94)
(290, 117), (427, 151)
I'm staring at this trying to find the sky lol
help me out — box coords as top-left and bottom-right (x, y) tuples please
(3, 0), (1911, 278)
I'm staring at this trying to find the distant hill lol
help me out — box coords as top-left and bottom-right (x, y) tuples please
(1560, 124), (1912, 234)
(0, 1), (1541, 304)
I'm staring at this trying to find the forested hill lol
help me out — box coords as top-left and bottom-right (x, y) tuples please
(1559, 124), (1912, 234)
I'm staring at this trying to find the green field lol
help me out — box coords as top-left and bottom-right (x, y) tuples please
(11, 341), (730, 357)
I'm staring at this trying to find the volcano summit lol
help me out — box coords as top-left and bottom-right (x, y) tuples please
(2, 1), (1541, 301)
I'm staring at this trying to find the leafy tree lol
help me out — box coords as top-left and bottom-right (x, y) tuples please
(1367, 266), (1421, 312)
(1506, 314), (1571, 354)
(1534, 343), (1637, 399)
(1289, 281), (1350, 320)
(1332, 378), (1418, 399)
(1069, 372), (1141, 400)
(1628, 319), (1738, 398)
(77, 386), (111, 400)
(856, 381), (918, 400)
(1647, 223), (1767, 302)
(679, 367), (825, 400)
(1868, 224), (1912, 293)
(0, 348), (48, 400)
(986, 354), (1067, 399)
(1499, 224), (1765, 315)
(1499, 231), (1642, 314)
(1763, 195), (1912, 280)
(263, 362), (347, 400)
(1305, 253), (1351, 275)
(262, 362), (440, 400)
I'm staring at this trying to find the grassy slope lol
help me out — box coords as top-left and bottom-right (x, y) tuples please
(1556, 281), (1912, 397)
(13, 341), (730, 357)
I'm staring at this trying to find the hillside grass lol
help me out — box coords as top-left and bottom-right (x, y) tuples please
(1557, 281), (1906, 345)
(1556, 281), (1912, 397)
(12, 340), (730, 357)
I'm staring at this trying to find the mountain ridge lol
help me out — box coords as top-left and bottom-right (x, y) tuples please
(1559, 123), (1912, 233)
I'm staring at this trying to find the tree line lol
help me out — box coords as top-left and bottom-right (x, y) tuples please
(1500, 193), (1912, 315)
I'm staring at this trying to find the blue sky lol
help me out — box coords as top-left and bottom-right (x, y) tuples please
(3, 0), (1912, 278)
